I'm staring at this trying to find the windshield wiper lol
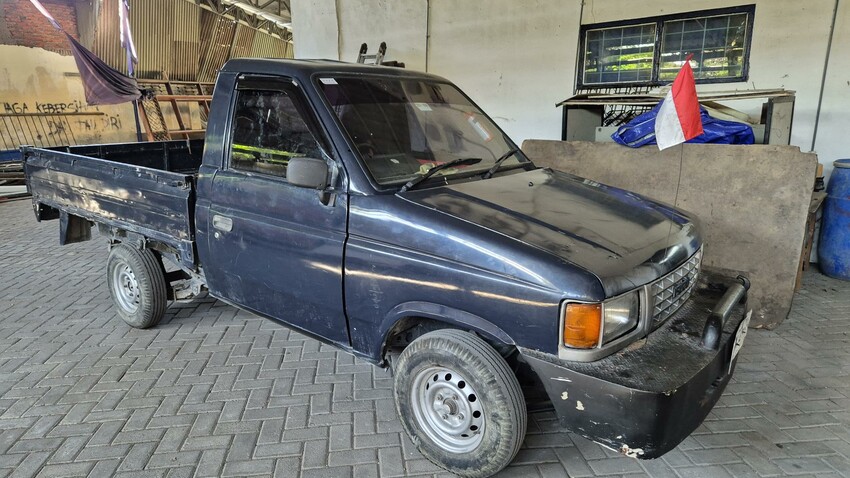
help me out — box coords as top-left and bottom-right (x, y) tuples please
(481, 148), (520, 179)
(399, 157), (483, 193)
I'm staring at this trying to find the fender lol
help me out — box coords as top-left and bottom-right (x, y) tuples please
(374, 301), (516, 361)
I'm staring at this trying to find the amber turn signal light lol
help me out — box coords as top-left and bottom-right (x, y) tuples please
(563, 303), (602, 348)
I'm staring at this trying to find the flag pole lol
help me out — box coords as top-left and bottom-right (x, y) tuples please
(120, 0), (142, 142)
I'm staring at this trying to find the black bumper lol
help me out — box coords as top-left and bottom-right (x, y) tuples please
(520, 275), (750, 459)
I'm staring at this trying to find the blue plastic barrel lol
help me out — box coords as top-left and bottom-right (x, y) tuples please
(818, 159), (850, 280)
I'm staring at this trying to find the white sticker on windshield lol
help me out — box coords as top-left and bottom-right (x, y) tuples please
(467, 114), (494, 141)
(414, 102), (432, 112)
(319, 78), (338, 85)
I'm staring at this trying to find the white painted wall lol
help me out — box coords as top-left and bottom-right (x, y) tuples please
(290, 0), (339, 60)
(291, 0), (847, 177)
(428, 0), (581, 145)
(337, 0), (428, 70)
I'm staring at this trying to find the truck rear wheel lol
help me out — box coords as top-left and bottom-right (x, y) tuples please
(106, 244), (167, 329)
(393, 329), (526, 478)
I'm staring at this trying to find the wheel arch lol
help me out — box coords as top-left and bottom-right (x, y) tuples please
(377, 301), (516, 363)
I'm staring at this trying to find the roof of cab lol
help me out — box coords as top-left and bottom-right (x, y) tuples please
(221, 58), (447, 81)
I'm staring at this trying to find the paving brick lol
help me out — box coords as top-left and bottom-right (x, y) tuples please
(353, 463), (380, 478)
(327, 448), (377, 467)
(493, 465), (542, 477)
(587, 456), (643, 475)
(512, 447), (559, 465)
(274, 456), (302, 477)
(88, 458), (122, 477)
(774, 457), (836, 474)
(195, 448), (227, 478)
(35, 461), (94, 478)
(673, 465), (734, 478)
(221, 458), (275, 477)
(377, 447), (405, 478)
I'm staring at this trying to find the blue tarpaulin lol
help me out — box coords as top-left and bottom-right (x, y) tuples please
(0, 150), (18, 164)
(611, 103), (755, 148)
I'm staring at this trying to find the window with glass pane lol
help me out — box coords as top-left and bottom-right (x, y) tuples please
(659, 13), (749, 81)
(319, 77), (522, 186)
(577, 6), (754, 87)
(583, 23), (656, 85)
(229, 87), (323, 179)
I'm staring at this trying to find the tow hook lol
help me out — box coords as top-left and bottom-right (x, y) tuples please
(700, 275), (750, 350)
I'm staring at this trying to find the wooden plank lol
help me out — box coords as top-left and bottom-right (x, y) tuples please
(165, 83), (188, 140)
(155, 94), (213, 101)
(796, 192), (828, 290)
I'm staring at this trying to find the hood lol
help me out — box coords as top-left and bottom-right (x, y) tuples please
(399, 168), (701, 297)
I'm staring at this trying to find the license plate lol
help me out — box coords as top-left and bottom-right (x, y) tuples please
(729, 310), (752, 374)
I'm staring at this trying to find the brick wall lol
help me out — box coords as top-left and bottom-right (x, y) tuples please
(1, 0), (79, 53)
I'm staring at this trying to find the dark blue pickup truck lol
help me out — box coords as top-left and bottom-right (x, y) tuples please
(23, 59), (751, 477)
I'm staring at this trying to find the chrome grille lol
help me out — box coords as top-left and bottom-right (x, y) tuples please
(650, 249), (702, 327)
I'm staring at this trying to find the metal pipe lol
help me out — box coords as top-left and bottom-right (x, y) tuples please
(811, 0), (840, 152)
(425, 0), (431, 72)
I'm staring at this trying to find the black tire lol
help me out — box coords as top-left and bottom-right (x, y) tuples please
(106, 244), (167, 329)
(393, 329), (527, 478)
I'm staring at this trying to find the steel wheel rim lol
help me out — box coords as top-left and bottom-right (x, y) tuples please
(411, 366), (485, 453)
(112, 262), (140, 313)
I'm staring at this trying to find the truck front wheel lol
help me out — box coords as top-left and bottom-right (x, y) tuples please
(106, 244), (167, 329)
(393, 329), (526, 478)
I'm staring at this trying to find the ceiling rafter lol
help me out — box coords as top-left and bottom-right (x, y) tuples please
(190, 0), (291, 39)
(191, 0), (290, 21)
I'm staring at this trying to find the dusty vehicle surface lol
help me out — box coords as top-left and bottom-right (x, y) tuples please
(23, 59), (751, 477)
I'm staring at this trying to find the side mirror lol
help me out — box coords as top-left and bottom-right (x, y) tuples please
(287, 157), (329, 190)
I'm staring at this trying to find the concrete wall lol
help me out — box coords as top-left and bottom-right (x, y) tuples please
(523, 140), (818, 329)
(0, 45), (137, 148)
(291, 0), (848, 180)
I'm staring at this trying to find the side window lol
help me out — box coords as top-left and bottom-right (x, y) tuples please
(229, 86), (324, 178)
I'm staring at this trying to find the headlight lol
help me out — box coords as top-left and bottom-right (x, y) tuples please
(563, 291), (640, 349)
(602, 291), (640, 344)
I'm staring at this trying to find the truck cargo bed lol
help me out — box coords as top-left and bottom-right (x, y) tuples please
(23, 140), (203, 268)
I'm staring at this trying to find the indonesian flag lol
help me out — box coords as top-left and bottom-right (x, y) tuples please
(654, 55), (704, 150)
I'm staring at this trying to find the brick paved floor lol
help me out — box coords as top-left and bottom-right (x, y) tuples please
(1, 198), (849, 478)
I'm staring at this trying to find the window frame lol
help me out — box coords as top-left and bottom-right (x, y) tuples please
(576, 5), (756, 89)
(225, 75), (332, 182)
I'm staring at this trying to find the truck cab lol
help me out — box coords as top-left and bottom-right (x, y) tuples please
(23, 59), (751, 478)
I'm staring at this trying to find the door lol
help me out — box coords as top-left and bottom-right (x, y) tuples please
(205, 76), (349, 346)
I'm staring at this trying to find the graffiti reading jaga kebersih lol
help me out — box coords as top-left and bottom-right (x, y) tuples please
(2, 101), (124, 135)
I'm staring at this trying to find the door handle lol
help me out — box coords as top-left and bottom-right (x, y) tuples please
(212, 214), (233, 232)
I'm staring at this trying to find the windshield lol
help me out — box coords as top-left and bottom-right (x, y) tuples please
(318, 76), (525, 186)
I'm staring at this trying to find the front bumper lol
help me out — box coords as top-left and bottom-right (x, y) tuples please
(520, 272), (750, 459)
